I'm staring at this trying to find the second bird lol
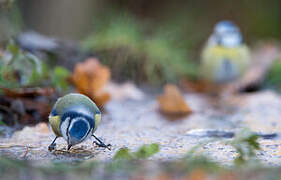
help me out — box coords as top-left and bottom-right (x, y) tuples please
(200, 20), (250, 84)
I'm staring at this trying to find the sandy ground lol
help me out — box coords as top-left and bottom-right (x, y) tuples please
(1, 90), (281, 166)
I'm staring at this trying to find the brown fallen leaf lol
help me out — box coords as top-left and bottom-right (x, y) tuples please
(72, 58), (111, 107)
(180, 79), (223, 94)
(157, 84), (192, 117)
(153, 173), (172, 180)
(218, 172), (236, 180)
(184, 169), (207, 180)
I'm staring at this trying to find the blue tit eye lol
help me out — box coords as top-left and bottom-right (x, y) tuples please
(50, 109), (58, 116)
(96, 110), (101, 115)
(69, 120), (89, 141)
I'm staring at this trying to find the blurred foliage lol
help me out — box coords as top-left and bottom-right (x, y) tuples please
(182, 154), (220, 172)
(226, 130), (260, 166)
(0, 0), (14, 9)
(0, 42), (46, 88)
(83, 14), (198, 84)
(114, 143), (159, 160)
(0, 1), (22, 43)
(264, 59), (281, 92)
(0, 141), (275, 180)
(0, 42), (70, 93)
(50, 66), (70, 93)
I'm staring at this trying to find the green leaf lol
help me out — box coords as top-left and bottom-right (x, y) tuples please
(245, 134), (260, 150)
(114, 144), (160, 160)
(52, 66), (70, 92)
(113, 147), (133, 160)
(7, 43), (19, 55)
(133, 143), (159, 159)
(0, 114), (6, 126)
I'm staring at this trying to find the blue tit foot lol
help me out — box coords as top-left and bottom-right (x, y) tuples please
(48, 137), (58, 151)
(48, 143), (56, 151)
(92, 134), (111, 151)
(93, 141), (112, 150)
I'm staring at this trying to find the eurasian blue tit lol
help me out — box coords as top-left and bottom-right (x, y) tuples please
(200, 20), (250, 83)
(48, 93), (111, 151)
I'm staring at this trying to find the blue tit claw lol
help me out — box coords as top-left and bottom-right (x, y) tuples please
(48, 137), (58, 152)
(67, 144), (72, 151)
(48, 143), (56, 152)
(92, 134), (111, 151)
(93, 141), (112, 150)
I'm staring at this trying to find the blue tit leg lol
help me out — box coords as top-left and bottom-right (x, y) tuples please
(48, 137), (58, 151)
(67, 144), (72, 151)
(92, 134), (111, 150)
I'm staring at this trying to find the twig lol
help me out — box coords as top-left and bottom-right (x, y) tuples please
(22, 146), (29, 159)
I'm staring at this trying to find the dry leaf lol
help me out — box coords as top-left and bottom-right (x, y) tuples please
(218, 172), (236, 180)
(0, 95), (51, 126)
(153, 173), (172, 180)
(184, 169), (207, 180)
(157, 84), (192, 116)
(180, 79), (217, 93)
(72, 58), (111, 107)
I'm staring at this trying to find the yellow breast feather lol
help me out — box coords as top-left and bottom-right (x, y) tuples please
(93, 113), (101, 132)
(200, 45), (250, 81)
(49, 115), (62, 137)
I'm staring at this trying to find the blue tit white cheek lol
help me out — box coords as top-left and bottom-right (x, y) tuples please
(60, 117), (71, 142)
(220, 33), (242, 48)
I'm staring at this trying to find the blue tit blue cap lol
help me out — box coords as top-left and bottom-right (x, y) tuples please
(214, 20), (239, 34)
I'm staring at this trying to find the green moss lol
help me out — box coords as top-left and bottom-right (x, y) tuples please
(83, 14), (199, 84)
(264, 59), (281, 91)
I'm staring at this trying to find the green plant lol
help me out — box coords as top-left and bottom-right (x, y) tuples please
(264, 59), (281, 92)
(83, 14), (199, 84)
(114, 143), (160, 160)
(50, 66), (70, 93)
(0, 42), (46, 88)
(228, 130), (260, 166)
(0, 42), (70, 92)
(183, 129), (261, 167)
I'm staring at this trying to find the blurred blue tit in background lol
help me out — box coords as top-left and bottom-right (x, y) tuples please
(48, 93), (111, 151)
(200, 20), (250, 84)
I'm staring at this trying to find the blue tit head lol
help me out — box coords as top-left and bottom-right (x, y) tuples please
(60, 109), (95, 147)
(49, 93), (102, 149)
(209, 20), (243, 48)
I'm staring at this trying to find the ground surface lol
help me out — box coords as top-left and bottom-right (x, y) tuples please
(1, 90), (281, 166)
